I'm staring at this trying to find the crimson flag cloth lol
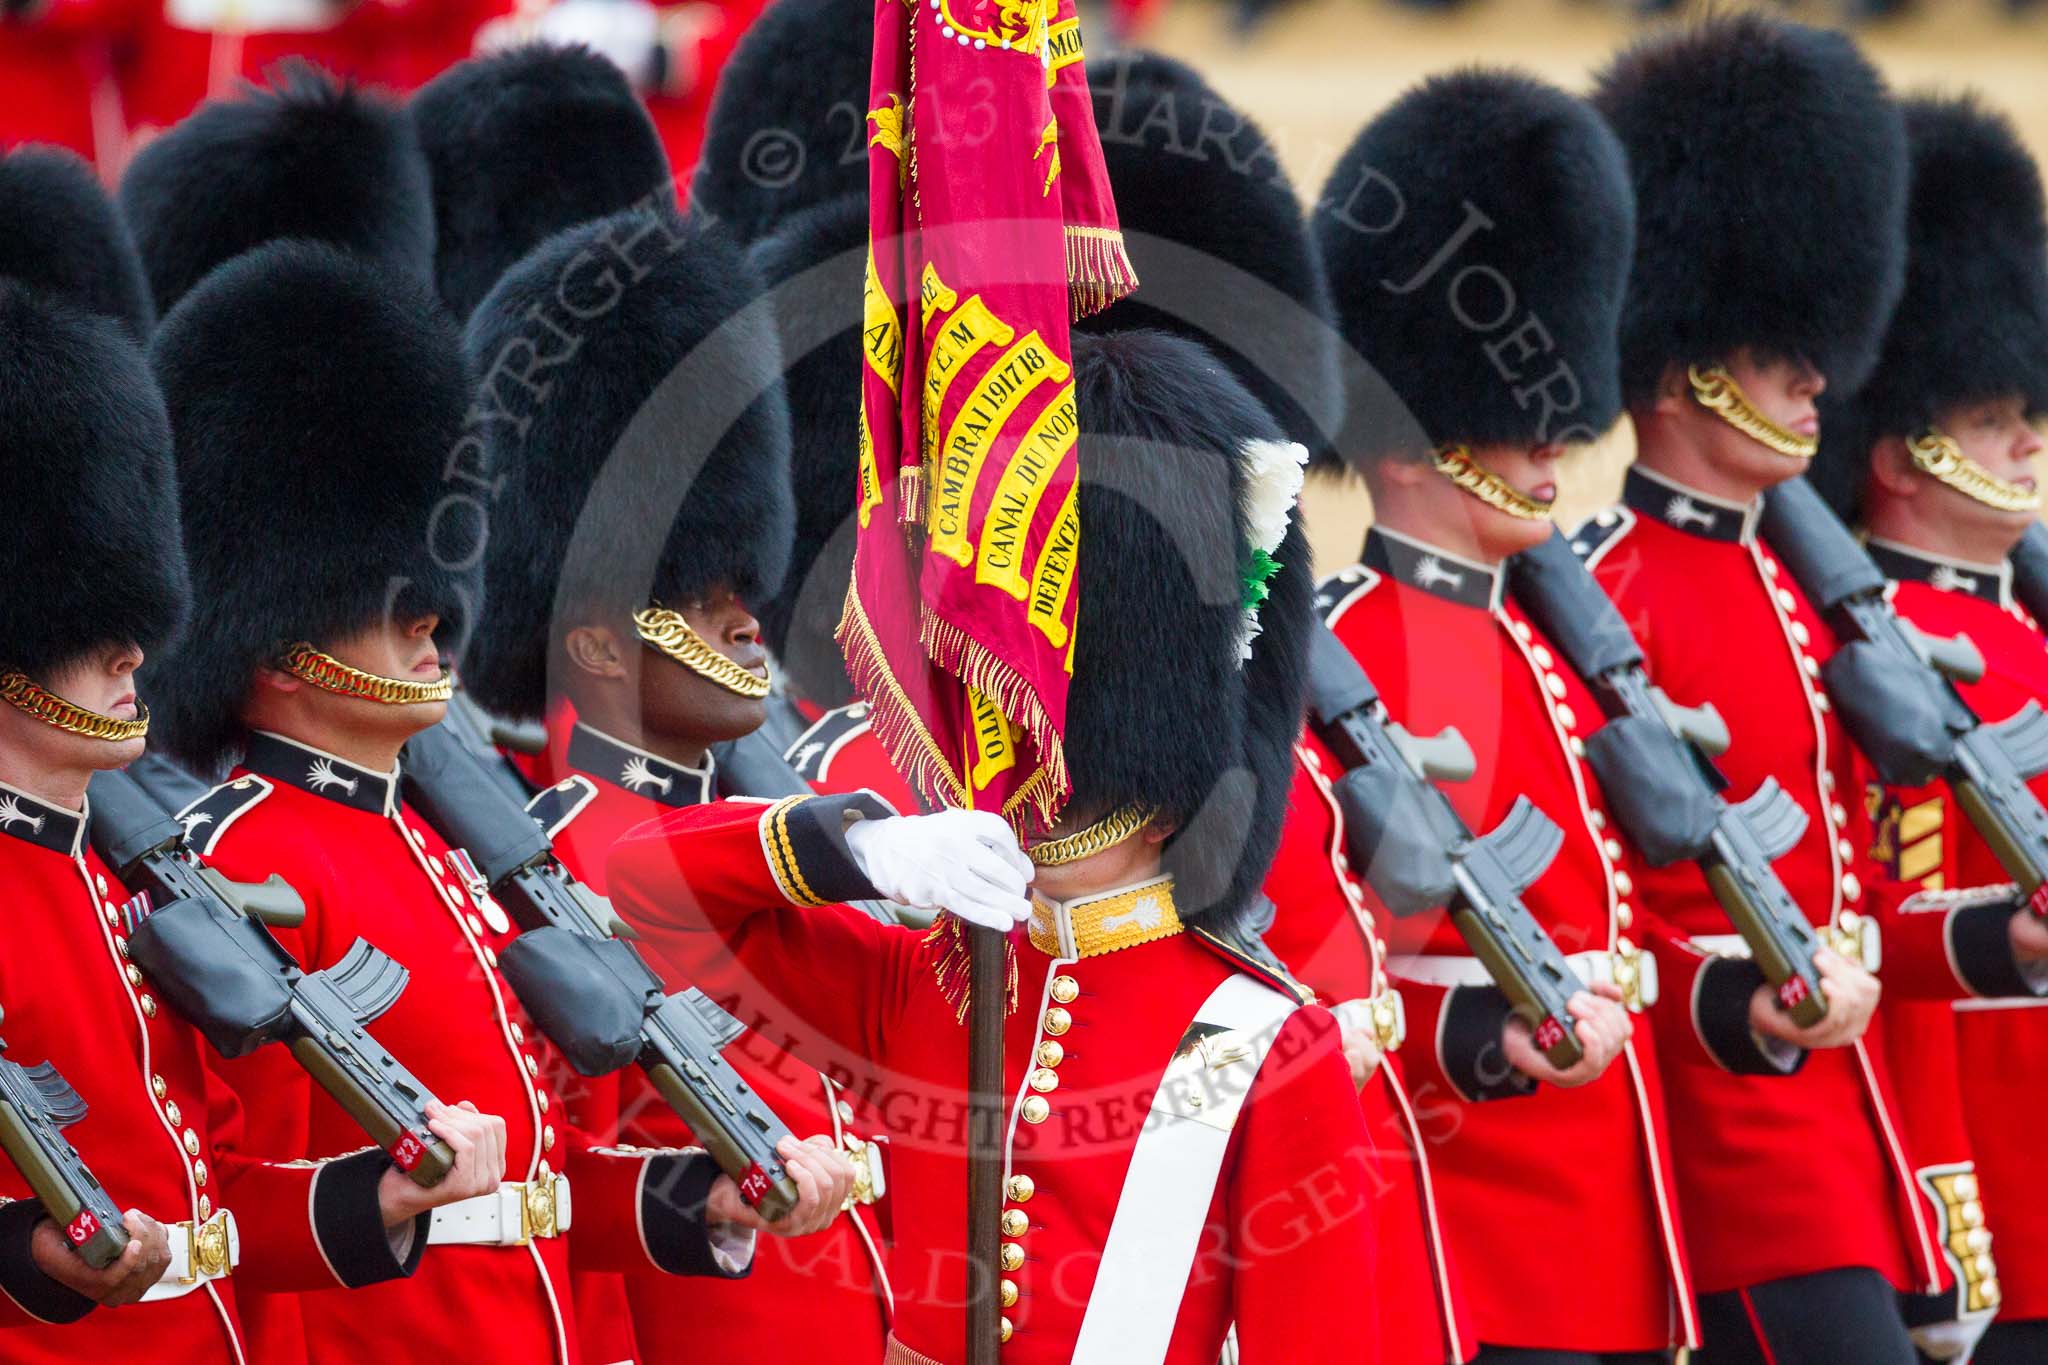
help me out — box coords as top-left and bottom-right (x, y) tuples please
(839, 0), (1135, 835)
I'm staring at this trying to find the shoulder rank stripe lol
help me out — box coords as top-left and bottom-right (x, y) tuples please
(1314, 564), (1382, 630)
(1188, 926), (1314, 1006)
(177, 776), (275, 858)
(524, 775), (599, 840)
(783, 703), (876, 783)
(1566, 505), (1636, 569)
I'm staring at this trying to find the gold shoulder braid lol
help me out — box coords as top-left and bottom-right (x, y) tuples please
(1687, 365), (1819, 460)
(1907, 430), (2042, 513)
(278, 643), (454, 706)
(1430, 445), (1554, 520)
(632, 607), (773, 699)
(1027, 803), (1157, 867)
(0, 671), (149, 742)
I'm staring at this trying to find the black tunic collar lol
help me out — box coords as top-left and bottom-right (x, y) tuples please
(0, 778), (84, 857)
(1623, 465), (1760, 545)
(568, 724), (715, 808)
(1364, 527), (1504, 611)
(1867, 538), (2013, 609)
(242, 731), (399, 816)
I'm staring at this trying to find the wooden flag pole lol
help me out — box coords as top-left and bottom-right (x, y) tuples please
(966, 922), (1006, 1365)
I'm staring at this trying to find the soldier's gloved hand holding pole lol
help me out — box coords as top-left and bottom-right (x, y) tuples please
(844, 809), (1037, 931)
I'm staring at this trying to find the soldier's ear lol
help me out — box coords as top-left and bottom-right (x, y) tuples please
(1868, 435), (1920, 501)
(563, 624), (629, 681)
(1648, 363), (1691, 418)
(251, 664), (304, 696)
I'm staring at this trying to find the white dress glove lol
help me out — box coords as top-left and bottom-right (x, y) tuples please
(843, 810), (1034, 932)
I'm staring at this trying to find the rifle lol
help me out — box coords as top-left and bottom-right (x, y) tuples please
(1762, 477), (2048, 917)
(1304, 623), (1585, 1067)
(1509, 530), (1830, 1023)
(2009, 523), (2048, 631)
(0, 1014), (129, 1269)
(400, 722), (802, 1222)
(85, 770), (456, 1186)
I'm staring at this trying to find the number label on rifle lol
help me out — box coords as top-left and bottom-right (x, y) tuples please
(738, 1163), (772, 1207)
(65, 1208), (101, 1248)
(2029, 883), (2048, 920)
(1777, 974), (1811, 1011)
(1532, 1016), (1567, 1053)
(390, 1131), (426, 1172)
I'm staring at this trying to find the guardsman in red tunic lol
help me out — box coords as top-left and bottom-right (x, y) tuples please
(1810, 95), (2048, 1365)
(1068, 51), (1469, 1365)
(607, 330), (1377, 1364)
(461, 198), (893, 1364)
(0, 191), (501, 1359)
(139, 240), (854, 1364)
(1581, 18), (2048, 1358)
(1278, 70), (1693, 1364)
(412, 49), (712, 1363)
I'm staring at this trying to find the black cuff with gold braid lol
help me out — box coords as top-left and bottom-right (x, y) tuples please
(1695, 956), (1806, 1076)
(761, 794), (890, 908)
(0, 1198), (94, 1325)
(313, 1148), (426, 1288)
(1438, 986), (1538, 1103)
(642, 1151), (749, 1279)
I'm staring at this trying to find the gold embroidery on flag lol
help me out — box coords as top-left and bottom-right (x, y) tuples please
(929, 333), (1071, 566)
(968, 687), (1019, 792)
(920, 263), (959, 330)
(976, 384), (1076, 599)
(864, 244), (903, 397)
(1035, 117), (1060, 195)
(1026, 485), (1080, 647)
(922, 294), (1016, 454)
(1044, 16), (1082, 73)
(867, 94), (908, 185)
(857, 402), (884, 529)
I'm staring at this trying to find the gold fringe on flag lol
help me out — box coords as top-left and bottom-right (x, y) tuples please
(924, 914), (1020, 1023)
(919, 606), (1071, 832)
(1065, 225), (1139, 321)
(836, 583), (968, 811)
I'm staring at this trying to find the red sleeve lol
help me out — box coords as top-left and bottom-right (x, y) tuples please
(1228, 1007), (1379, 1364)
(605, 794), (922, 1072)
(562, 1126), (747, 1278)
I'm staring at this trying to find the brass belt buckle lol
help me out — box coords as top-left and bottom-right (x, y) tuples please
(1612, 937), (1645, 1013)
(520, 1174), (560, 1243)
(842, 1136), (887, 1210)
(183, 1210), (232, 1283)
(1367, 988), (1406, 1053)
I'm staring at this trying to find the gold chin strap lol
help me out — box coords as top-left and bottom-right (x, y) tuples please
(632, 607), (773, 699)
(1430, 445), (1554, 520)
(1028, 803), (1158, 867)
(0, 671), (150, 742)
(1907, 430), (2043, 513)
(278, 643), (455, 706)
(1687, 365), (1819, 461)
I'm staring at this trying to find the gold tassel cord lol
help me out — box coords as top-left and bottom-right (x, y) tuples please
(1027, 803), (1157, 866)
(1430, 445), (1555, 520)
(1687, 365), (1819, 461)
(631, 608), (773, 700)
(0, 672), (149, 742)
(1907, 430), (2043, 513)
(278, 644), (455, 706)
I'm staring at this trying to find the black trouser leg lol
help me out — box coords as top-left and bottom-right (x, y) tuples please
(1695, 1267), (1917, 1365)
(1973, 1317), (2048, 1364)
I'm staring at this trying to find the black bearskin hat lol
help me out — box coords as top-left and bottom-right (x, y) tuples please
(1066, 329), (1312, 929)
(1592, 15), (1908, 406)
(1814, 95), (2048, 521)
(119, 63), (433, 317)
(0, 145), (154, 337)
(460, 206), (794, 720)
(1079, 51), (1340, 455)
(143, 242), (478, 775)
(412, 45), (675, 320)
(1313, 68), (1633, 462)
(0, 285), (187, 679)
(746, 192), (867, 708)
(689, 0), (872, 243)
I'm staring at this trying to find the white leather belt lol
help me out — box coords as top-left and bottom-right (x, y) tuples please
(427, 1174), (573, 1247)
(1693, 920), (1882, 974)
(140, 1209), (239, 1302)
(1394, 947), (1660, 1010)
